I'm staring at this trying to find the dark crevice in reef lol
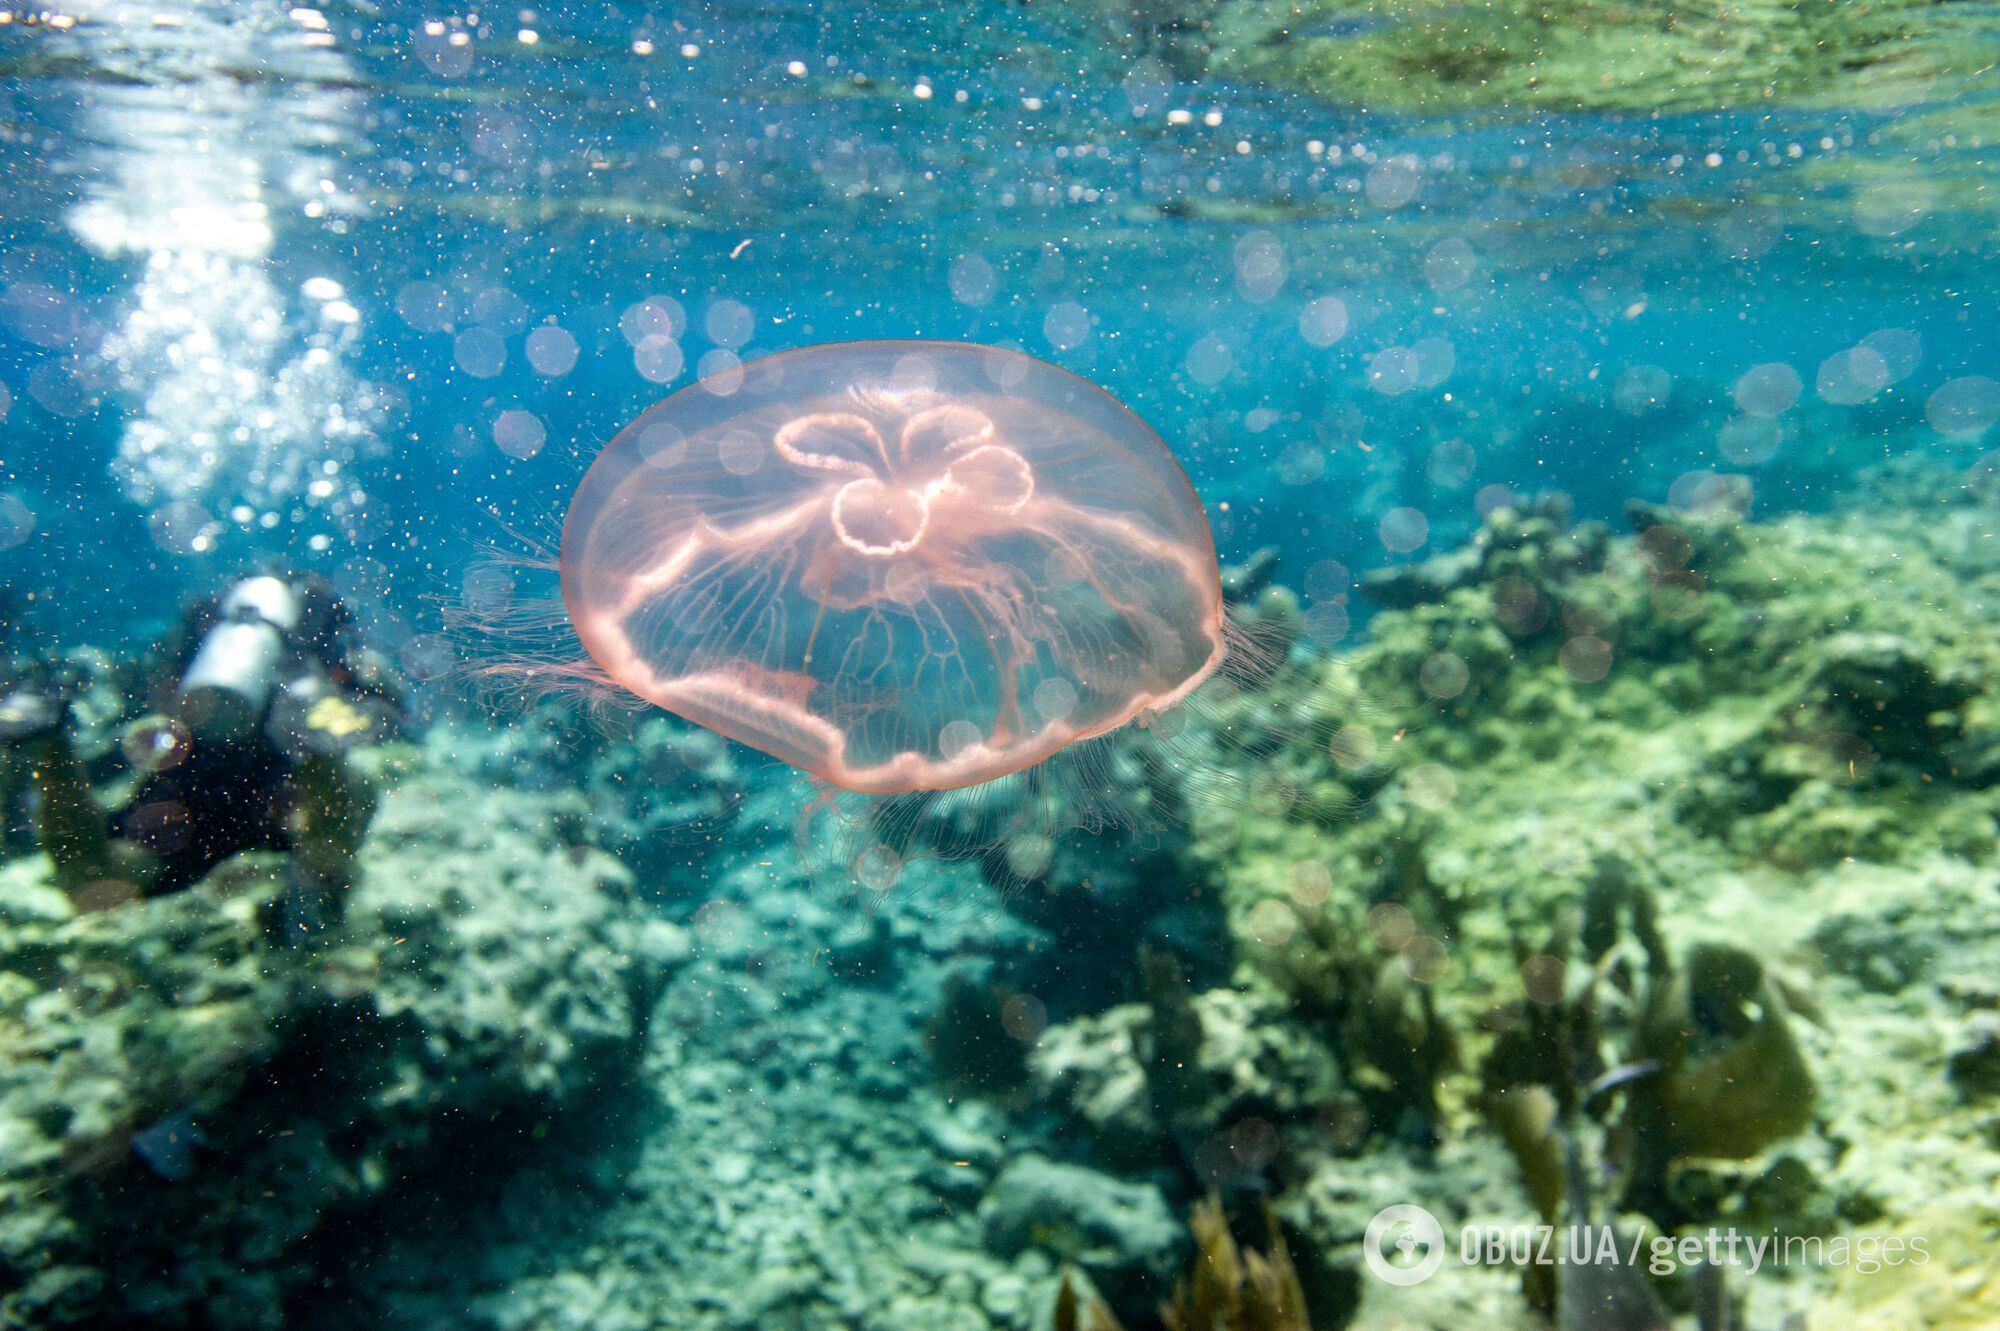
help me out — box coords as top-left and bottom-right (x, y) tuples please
(287, 1070), (660, 1331)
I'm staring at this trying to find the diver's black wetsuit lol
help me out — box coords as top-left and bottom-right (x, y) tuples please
(115, 735), (293, 895)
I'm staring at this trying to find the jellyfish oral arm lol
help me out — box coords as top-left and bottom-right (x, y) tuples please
(605, 497), (826, 620)
(1037, 496), (1221, 608)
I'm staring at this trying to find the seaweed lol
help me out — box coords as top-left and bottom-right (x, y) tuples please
(1054, 1195), (1317, 1331)
(1473, 849), (1820, 1322)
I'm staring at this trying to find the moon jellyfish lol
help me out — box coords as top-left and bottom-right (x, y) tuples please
(464, 340), (1342, 898)
(560, 341), (1226, 794)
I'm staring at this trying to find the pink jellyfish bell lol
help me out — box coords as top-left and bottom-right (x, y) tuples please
(561, 340), (1226, 794)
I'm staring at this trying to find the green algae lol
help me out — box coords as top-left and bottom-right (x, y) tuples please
(1229, 0), (2000, 116)
(1168, 466), (2000, 1328)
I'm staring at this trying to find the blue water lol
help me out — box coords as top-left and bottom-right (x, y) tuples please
(6, 7), (2000, 1330)
(4, 2), (1997, 669)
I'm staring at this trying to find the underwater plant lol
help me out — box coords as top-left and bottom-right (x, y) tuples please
(1619, 941), (1818, 1216)
(1054, 1194), (1317, 1331)
(1476, 856), (1820, 1323)
(1240, 826), (1460, 1150)
(1158, 1196), (1315, 1331)
(1055, 1275), (1128, 1331)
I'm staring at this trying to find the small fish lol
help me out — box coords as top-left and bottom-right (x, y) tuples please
(1582, 1059), (1663, 1108)
(132, 1113), (204, 1183)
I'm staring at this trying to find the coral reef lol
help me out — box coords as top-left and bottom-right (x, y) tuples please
(980, 1154), (1179, 1306)
(7, 464), (1996, 1331)
(455, 702), (747, 894)
(1028, 979), (1344, 1185)
(0, 731), (686, 1328)
(1023, 464), (2000, 1329)
(291, 771), (1083, 1331)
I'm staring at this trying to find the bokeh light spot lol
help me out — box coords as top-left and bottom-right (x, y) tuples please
(1401, 934), (1449, 983)
(453, 328), (506, 378)
(493, 409), (547, 460)
(1329, 725), (1378, 770)
(1405, 763), (1456, 811)
(1558, 636), (1613, 683)
(1520, 953), (1566, 1005)
(1418, 652), (1469, 700)
(1285, 861), (1332, 909)
(1733, 362), (1802, 417)
(1247, 897), (1298, 947)
(0, 493), (34, 550)
(1927, 377), (2000, 438)
(1298, 297), (1349, 348)
(526, 325), (580, 377)
(1379, 506), (1428, 553)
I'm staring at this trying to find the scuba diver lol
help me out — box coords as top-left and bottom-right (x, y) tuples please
(0, 571), (402, 939)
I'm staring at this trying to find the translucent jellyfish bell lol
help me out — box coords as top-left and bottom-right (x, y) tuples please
(562, 341), (1225, 793)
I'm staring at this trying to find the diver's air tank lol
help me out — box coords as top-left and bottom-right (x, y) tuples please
(177, 575), (302, 738)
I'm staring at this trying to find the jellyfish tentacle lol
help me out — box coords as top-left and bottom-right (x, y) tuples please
(801, 542), (839, 670)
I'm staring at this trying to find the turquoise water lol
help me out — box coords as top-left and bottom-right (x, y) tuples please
(6, 3), (1997, 640)
(4, 4), (2000, 1330)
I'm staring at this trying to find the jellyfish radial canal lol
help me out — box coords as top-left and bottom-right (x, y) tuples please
(562, 341), (1225, 793)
